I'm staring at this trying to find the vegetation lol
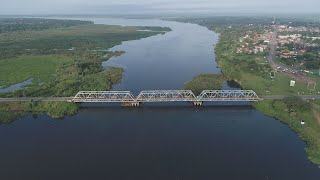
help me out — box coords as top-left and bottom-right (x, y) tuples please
(0, 101), (78, 121)
(0, 111), (25, 124)
(0, 18), (170, 122)
(184, 74), (225, 95)
(0, 55), (73, 87)
(277, 40), (320, 69)
(0, 18), (92, 33)
(0, 23), (169, 59)
(254, 98), (320, 164)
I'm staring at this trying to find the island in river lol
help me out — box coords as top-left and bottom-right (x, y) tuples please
(0, 18), (170, 122)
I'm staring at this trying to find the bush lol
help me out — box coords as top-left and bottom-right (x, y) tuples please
(184, 74), (225, 95)
(283, 96), (311, 112)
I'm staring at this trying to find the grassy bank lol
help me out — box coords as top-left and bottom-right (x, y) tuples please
(254, 99), (320, 164)
(0, 101), (78, 123)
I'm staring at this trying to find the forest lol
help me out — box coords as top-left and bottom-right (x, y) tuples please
(0, 18), (92, 33)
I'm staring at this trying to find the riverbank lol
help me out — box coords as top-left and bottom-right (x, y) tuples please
(254, 99), (320, 164)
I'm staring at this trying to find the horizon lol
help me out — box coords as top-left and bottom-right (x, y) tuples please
(1, 0), (320, 16)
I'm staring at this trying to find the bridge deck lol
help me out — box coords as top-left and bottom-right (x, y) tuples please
(2, 92), (320, 103)
(72, 90), (260, 103)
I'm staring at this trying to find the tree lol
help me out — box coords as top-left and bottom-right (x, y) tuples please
(283, 96), (311, 112)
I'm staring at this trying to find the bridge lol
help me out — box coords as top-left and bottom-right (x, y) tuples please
(2, 90), (320, 106)
(72, 90), (260, 106)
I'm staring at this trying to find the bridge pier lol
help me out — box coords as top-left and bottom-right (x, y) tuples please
(193, 101), (203, 106)
(121, 102), (140, 107)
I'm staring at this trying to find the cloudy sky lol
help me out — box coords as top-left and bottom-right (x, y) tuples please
(1, 0), (319, 15)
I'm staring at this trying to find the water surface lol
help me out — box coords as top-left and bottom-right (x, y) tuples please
(0, 78), (33, 93)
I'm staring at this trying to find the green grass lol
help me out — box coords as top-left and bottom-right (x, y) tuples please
(240, 72), (320, 96)
(0, 55), (73, 87)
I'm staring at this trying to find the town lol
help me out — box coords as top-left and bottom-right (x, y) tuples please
(237, 23), (320, 78)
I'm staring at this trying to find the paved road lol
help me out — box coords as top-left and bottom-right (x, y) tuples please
(267, 24), (278, 68)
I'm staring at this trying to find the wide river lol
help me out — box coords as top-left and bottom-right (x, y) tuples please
(1, 18), (320, 179)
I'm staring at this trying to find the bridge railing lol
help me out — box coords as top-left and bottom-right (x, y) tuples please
(136, 90), (196, 102)
(72, 91), (136, 103)
(198, 90), (259, 101)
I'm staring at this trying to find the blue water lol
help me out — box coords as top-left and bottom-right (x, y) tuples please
(0, 78), (33, 93)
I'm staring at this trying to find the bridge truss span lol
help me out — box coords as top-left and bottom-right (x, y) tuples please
(71, 90), (260, 103)
(136, 90), (196, 102)
(199, 90), (259, 101)
(72, 91), (135, 103)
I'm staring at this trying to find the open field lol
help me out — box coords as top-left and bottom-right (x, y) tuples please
(0, 55), (73, 87)
(241, 72), (320, 95)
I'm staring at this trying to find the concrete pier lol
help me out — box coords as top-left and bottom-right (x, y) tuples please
(121, 102), (140, 107)
(193, 101), (203, 106)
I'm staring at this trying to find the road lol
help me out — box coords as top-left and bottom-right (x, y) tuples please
(267, 24), (316, 83)
(0, 97), (72, 102)
(267, 24), (278, 68)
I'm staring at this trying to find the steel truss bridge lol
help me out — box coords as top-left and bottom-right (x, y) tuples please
(72, 90), (260, 106)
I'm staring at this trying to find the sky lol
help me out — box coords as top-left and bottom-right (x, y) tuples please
(1, 0), (320, 15)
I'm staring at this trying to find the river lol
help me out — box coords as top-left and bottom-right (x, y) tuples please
(0, 18), (320, 180)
